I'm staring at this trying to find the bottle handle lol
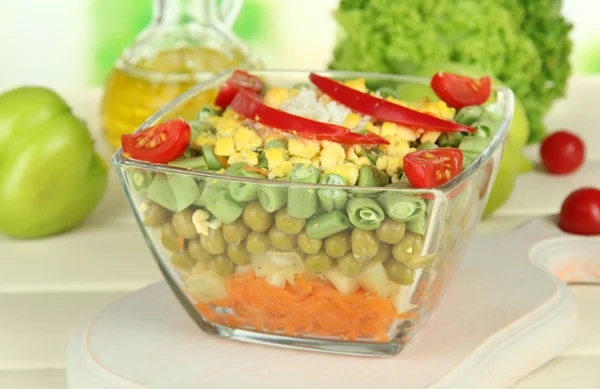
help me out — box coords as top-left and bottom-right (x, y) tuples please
(218, 0), (243, 28)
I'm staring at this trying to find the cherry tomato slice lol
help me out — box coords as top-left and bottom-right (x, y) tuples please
(121, 119), (191, 164)
(559, 187), (600, 236)
(540, 130), (585, 175)
(431, 72), (492, 109)
(215, 70), (264, 109)
(403, 148), (464, 188)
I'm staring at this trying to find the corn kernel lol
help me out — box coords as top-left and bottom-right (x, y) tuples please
(264, 87), (290, 108)
(343, 78), (368, 93)
(343, 113), (362, 129)
(319, 141), (346, 170)
(420, 131), (442, 144)
(325, 163), (359, 186)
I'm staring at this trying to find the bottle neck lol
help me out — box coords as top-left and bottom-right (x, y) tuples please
(152, 0), (212, 26)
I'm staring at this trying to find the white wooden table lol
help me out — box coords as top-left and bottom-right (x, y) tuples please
(0, 78), (599, 388)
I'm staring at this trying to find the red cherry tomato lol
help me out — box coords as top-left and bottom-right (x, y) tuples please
(121, 119), (191, 164)
(559, 187), (600, 236)
(215, 70), (264, 109)
(540, 130), (585, 175)
(431, 72), (492, 109)
(403, 148), (464, 188)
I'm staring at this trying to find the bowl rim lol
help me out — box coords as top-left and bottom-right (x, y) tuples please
(112, 69), (514, 193)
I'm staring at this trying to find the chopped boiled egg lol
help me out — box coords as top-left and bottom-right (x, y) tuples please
(228, 150), (259, 166)
(288, 138), (320, 159)
(324, 163), (359, 186)
(214, 137), (235, 156)
(421, 101), (456, 120)
(233, 126), (263, 151)
(319, 141), (346, 170)
(191, 134), (216, 149)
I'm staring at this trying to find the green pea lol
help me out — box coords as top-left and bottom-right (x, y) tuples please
(188, 239), (214, 263)
(172, 208), (198, 239)
(243, 200), (274, 232)
(305, 251), (334, 274)
(371, 243), (392, 263)
(268, 226), (297, 251)
(222, 219), (250, 245)
(392, 232), (424, 266)
(297, 231), (323, 255)
(161, 223), (183, 252)
(200, 228), (227, 255)
(324, 231), (351, 259)
(351, 228), (379, 261)
(376, 217), (406, 244)
(246, 231), (270, 254)
(275, 208), (306, 235)
(384, 259), (415, 285)
(338, 254), (362, 276)
(209, 254), (235, 277)
(143, 202), (170, 227)
(227, 244), (250, 265)
(170, 251), (196, 274)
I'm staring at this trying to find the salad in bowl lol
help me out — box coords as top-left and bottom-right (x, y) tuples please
(114, 69), (513, 356)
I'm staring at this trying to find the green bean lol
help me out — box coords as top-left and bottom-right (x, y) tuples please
(143, 202), (170, 227)
(129, 170), (153, 193)
(378, 192), (426, 222)
(206, 193), (244, 224)
(227, 244), (250, 265)
(170, 252), (196, 274)
(229, 177), (261, 202)
(317, 173), (348, 212)
(264, 139), (287, 150)
(197, 106), (218, 121)
(324, 231), (351, 259)
(371, 243), (392, 263)
(338, 254), (362, 276)
(384, 259), (415, 285)
(246, 231), (270, 254)
(258, 185), (288, 212)
(275, 208), (305, 235)
(406, 212), (426, 235)
(459, 136), (491, 168)
(417, 141), (439, 151)
(376, 87), (399, 99)
(172, 208), (198, 239)
(305, 251), (334, 274)
(454, 105), (484, 126)
(200, 228), (227, 255)
(357, 165), (390, 187)
(168, 156), (208, 170)
(376, 217), (406, 244)
(209, 254), (235, 277)
(268, 226), (297, 251)
(346, 197), (385, 230)
(243, 200), (273, 232)
(168, 175), (201, 212)
(188, 119), (215, 137)
(147, 175), (177, 212)
(287, 163), (321, 218)
(222, 219), (250, 245)
(437, 132), (464, 148)
(392, 232), (424, 267)
(188, 239), (214, 263)
(194, 180), (225, 207)
(257, 151), (268, 168)
(306, 210), (351, 239)
(351, 228), (379, 261)
(161, 223), (183, 252)
(225, 162), (248, 176)
(297, 231), (323, 255)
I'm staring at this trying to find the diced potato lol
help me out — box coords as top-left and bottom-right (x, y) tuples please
(325, 267), (361, 295)
(250, 255), (278, 278)
(266, 251), (303, 268)
(234, 264), (254, 276)
(186, 270), (227, 303)
(357, 261), (390, 298)
(266, 272), (287, 288)
(389, 281), (411, 314)
(191, 262), (208, 275)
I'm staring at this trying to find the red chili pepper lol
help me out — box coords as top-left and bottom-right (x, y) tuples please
(308, 73), (475, 133)
(215, 70), (264, 109)
(431, 72), (492, 109)
(121, 119), (191, 164)
(403, 148), (463, 188)
(230, 89), (389, 145)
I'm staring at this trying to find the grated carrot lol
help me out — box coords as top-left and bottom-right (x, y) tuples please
(241, 165), (269, 176)
(195, 273), (411, 342)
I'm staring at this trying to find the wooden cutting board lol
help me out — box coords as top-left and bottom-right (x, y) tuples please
(65, 217), (600, 389)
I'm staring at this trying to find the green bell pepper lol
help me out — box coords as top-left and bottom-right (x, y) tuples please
(397, 62), (532, 217)
(0, 87), (108, 238)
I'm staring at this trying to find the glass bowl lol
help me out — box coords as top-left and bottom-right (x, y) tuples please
(113, 70), (514, 357)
